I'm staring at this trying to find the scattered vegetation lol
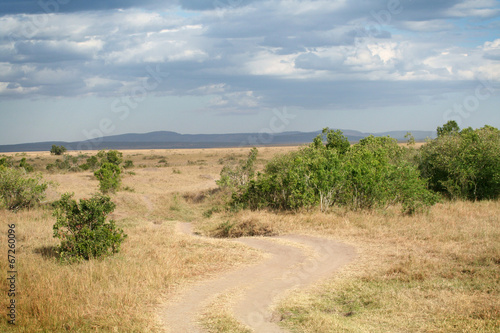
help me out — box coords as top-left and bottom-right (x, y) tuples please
(143, 154), (166, 160)
(45, 150), (126, 173)
(47, 154), (86, 172)
(188, 159), (208, 166)
(122, 186), (135, 192)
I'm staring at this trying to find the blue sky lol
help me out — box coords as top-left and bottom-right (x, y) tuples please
(0, 0), (499, 145)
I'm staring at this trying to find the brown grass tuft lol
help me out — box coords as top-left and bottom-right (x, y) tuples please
(209, 217), (278, 238)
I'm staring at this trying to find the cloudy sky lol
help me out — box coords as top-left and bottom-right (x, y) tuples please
(0, 0), (499, 145)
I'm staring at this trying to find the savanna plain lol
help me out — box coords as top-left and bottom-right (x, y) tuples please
(0, 145), (499, 332)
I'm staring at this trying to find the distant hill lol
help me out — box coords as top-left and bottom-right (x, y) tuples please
(0, 130), (435, 153)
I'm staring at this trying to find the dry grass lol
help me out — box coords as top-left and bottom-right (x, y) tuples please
(199, 289), (252, 333)
(208, 217), (278, 238)
(211, 202), (499, 332)
(0, 147), (282, 332)
(1, 146), (498, 332)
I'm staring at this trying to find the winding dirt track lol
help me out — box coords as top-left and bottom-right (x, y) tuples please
(159, 222), (357, 332)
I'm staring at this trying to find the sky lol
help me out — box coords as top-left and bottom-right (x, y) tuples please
(0, 0), (499, 145)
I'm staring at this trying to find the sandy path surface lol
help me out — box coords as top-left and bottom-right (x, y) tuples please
(159, 222), (357, 332)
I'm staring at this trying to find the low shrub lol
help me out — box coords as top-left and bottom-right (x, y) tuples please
(19, 157), (34, 172)
(0, 166), (48, 210)
(123, 160), (134, 169)
(52, 193), (127, 261)
(94, 162), (121, 193)
(0, 156), (13, 167)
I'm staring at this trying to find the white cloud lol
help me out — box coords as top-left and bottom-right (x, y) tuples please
(446, 0), (500, 17)
(207, 90), (263, 113)
(399, 19), (455, 32)
(0, 0), (498, 109)
(482, 38), (500, 60)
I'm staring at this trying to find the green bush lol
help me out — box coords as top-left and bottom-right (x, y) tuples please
(53, 193), (127, 261)
(314, 127), (350, 154)
(0, 156), (13, 168)
(228, 132), (437, 214)
(98, 150), (123, 166)
(0, 166), (48, 210)
(94, 162), (121, 193)
(237, 147), (326, 210)
(437, 120), (460, 137)
(419, 123), (500, 200)
(81, 155), (99, 171)
(216, 147), (258, 191)
(50, 145), (67, 155)
(123, 160), (134, 169)
(342, 138), (437, 213)
(80, 151), (124, 172)
(19, 158), (34, 172)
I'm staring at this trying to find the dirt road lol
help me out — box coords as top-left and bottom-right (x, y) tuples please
(159, 222), (357, 332)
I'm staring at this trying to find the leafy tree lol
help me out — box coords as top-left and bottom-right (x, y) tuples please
(405, 132), (415, 146)
(0, 166), (48, 210)
(216, 147), (258, 191)
(50, 145), (67, 155)
(94, 163), (121, 193)
(238, 148), (320, 210)
(53, 193), (127, 261)
(437, 120), (460, 137)
(343, 140), (436, 213)
(312, 128), (350, 154)
(419, 124), (500, 200)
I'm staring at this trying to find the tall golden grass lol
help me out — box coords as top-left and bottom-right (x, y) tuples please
(0, 148), (277, 332)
